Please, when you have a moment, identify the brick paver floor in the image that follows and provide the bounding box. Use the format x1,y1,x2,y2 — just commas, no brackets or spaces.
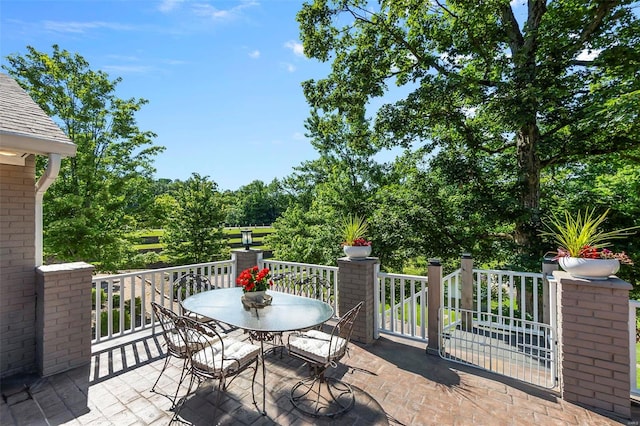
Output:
1,328,638,425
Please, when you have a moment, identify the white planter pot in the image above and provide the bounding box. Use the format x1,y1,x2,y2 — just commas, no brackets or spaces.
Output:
343,245,372,259
558,257,620,280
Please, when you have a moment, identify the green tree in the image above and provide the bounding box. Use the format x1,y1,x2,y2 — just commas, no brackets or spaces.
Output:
3,45,164,271
164,173,228,264
225,179,290,226
297,1,640,267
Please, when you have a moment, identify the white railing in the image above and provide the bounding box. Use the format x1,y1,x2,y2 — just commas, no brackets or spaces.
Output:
442,269,462,332
259,259,339,316
91,260,235,343
471,269,546,333
375,267,429,341
630,300,640,397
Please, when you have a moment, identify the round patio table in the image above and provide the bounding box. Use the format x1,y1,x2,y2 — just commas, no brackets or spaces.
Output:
181,287,334,415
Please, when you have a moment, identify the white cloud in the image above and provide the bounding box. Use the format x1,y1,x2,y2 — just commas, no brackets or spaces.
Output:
42,20,132,34
292,132,305,141
284,63,296,72
576,48,601,61
284,40,305,57
192,1,259,20
248,50,260,59
158,0,185,13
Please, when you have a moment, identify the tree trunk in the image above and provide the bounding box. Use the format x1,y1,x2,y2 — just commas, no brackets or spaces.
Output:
513,123,541,250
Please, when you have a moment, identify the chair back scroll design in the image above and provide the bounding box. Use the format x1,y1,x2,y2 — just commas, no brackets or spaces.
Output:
150,302,190,407
173,316,260,419
172,273,214,305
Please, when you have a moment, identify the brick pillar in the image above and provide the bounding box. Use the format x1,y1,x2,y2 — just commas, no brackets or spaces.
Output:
337,256,379,344
232,249,263,283
427,258,442,355
554,270,631,419
36,262,94,377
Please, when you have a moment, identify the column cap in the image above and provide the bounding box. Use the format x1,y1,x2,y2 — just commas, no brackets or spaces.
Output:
552,270,632,290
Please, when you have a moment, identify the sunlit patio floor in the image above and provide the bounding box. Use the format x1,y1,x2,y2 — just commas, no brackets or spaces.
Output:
1,326,637,425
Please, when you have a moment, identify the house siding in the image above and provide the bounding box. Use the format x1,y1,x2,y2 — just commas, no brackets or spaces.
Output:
0,156,37,377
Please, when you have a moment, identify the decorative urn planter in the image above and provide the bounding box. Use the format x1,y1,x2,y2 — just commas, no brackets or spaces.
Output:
343,245,372,259
243,290,266,302
558,257,620,280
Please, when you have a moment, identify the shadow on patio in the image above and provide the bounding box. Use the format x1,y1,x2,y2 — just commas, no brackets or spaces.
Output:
1,329,634,425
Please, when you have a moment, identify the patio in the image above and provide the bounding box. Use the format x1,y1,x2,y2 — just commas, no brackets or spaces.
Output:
1,326,634,425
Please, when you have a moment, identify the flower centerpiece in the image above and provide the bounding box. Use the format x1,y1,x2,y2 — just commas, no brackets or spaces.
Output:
340,215,372,259
236,266,273,301
540,208,638,280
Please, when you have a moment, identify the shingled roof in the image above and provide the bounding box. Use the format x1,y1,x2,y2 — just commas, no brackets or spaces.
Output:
0,72,76,164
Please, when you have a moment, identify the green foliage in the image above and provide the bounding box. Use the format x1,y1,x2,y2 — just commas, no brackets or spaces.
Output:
163,173,228,264
340,215,368,245
266,203,342,266
100,310,131,334
296,0,640,274
91,288,106,309
225,179,291,226
2,45,164,272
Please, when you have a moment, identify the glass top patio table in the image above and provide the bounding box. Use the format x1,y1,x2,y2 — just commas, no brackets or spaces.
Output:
181,287,334,416
181,286,334,332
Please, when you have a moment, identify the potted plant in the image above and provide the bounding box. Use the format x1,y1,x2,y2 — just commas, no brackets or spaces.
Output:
540,208,637,280
236,266,273,301
340,215,372,259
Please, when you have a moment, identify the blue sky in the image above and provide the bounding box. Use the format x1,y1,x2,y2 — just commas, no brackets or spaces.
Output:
1,0,335,190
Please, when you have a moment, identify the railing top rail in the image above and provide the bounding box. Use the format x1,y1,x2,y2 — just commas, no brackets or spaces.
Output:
472,268,544,279
377,271,428,281
630,300,640,308
443,269,461,281
262,259,338,271
91,260,234,282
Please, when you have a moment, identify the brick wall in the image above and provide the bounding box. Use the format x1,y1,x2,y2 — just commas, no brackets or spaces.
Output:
36,262,94,376
554,271,631,419
337,257,378,344
0,157,37,378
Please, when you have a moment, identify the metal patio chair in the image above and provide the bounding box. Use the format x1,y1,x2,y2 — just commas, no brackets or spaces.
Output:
173,316,261,420
287,301,363,417
149,302,191,408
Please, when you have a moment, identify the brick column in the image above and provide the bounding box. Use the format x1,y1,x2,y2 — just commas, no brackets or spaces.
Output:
554,270,631,419
337,256,379,344
36,262,94,377
232,249,263,283
427,259,442,355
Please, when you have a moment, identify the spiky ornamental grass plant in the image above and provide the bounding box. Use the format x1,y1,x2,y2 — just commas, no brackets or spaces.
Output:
540,208,639,262
341,215,369,246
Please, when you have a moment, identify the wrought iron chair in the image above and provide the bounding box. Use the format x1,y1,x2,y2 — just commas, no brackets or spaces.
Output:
267,273,334,358
149,302,191,408
294,274,333,306
173,316,261,419
172,273,224,328
287,301,363,417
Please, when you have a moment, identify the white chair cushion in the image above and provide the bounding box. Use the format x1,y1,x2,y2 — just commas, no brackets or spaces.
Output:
191,338,260,375
166,328,223,354
288,329,347,364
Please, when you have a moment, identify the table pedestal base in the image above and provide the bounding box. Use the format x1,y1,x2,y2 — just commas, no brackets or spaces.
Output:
290,374,355,418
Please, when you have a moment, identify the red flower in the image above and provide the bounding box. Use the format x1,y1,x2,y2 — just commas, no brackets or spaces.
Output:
236,266,273,292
